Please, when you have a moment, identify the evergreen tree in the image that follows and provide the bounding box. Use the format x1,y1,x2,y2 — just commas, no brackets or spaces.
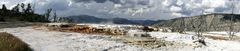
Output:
12,4,20,12
25,3,33,14
0,3,49,22
21,3,25,13
1,4,8,17
2,4,7,11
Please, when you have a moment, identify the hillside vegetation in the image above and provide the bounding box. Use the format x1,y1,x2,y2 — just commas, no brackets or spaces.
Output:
0,3,50,22
0,32,32,51
153,13,240,31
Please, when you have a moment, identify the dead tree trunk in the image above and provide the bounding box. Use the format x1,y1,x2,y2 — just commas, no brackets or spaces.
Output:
227,0,239,40
190,16,206,38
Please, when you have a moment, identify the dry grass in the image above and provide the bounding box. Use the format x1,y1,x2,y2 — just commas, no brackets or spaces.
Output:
204,35,229,40
0,22,32,29
0,32,32,51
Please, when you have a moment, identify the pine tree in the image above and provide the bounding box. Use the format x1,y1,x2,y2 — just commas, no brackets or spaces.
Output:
2,4,7,11
12,4,20,13
1,4,8,17
25,3,33,14
21,3,25,13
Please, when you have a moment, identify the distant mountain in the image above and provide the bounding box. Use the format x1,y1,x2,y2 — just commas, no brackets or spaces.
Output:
68,15,107,23
68,15,161,25
133,20,166,26
112,18,139,24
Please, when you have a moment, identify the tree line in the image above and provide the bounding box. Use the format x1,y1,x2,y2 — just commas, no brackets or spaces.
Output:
0,3,73,23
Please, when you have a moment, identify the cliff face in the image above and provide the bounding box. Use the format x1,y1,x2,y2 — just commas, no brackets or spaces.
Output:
153,13,240,31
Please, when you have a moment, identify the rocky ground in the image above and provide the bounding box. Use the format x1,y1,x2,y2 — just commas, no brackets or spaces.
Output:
0,25,240,51
0,27,170,51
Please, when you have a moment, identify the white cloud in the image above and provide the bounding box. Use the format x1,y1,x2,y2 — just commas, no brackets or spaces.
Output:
202,0,226,8
0,0,239,20
162,0,172,7
176,0,183,6
170,6,182,12
0,1,9,8
0,1,9,5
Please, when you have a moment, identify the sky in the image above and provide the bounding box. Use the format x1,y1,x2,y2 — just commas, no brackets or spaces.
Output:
0,0,239,20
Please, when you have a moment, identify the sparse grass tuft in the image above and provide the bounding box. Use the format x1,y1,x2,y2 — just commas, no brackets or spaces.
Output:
204,35,229,40
0,32,32,51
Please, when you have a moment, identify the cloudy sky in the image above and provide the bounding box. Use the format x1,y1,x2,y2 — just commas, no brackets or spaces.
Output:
0,0,239,20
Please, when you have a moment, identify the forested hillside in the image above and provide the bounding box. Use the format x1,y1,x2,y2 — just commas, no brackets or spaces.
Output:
153,13,240,31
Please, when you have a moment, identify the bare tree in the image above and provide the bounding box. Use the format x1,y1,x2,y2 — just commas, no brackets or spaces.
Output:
189,15,208,46
190,16,207,38
53,10,57,22
190,6,210,44
226,14,240,40
227,0,239,40
45,8,52,21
